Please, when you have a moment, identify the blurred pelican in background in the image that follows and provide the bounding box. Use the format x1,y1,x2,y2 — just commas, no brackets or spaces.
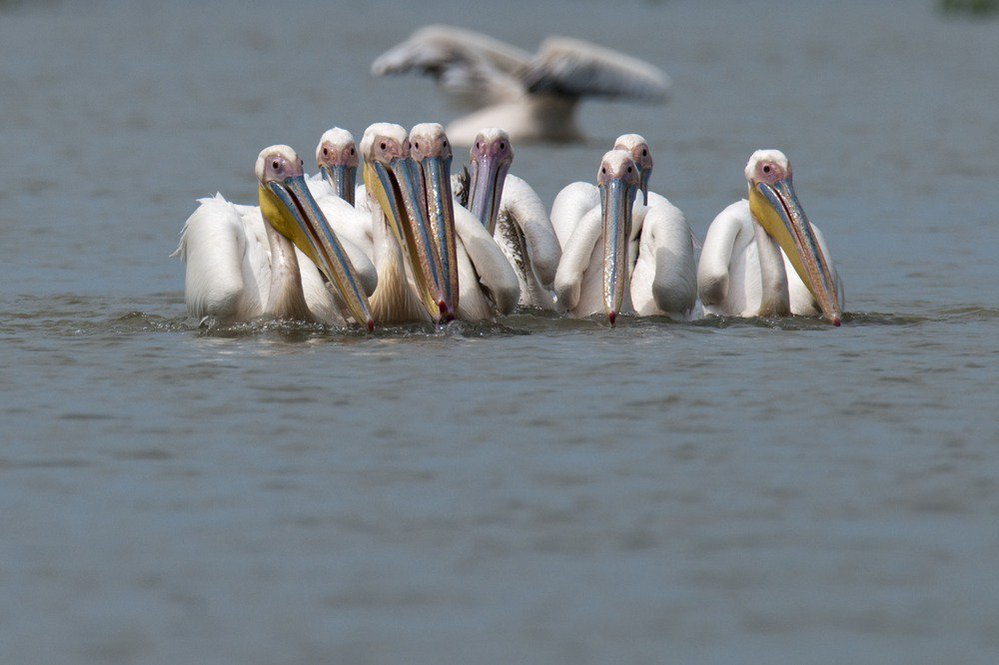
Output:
371,25,670,145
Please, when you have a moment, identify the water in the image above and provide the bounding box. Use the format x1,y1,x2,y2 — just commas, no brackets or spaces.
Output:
2,1,998,663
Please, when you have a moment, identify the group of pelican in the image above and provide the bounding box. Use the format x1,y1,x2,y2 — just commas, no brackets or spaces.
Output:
176,121,844,330
175,26,844,330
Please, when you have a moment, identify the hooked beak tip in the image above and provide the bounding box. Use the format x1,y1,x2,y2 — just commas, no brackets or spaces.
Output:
366,319,375,333
833,316,841,327
608,310,617,326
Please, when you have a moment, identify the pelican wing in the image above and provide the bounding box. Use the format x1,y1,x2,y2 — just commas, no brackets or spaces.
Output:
371,25,530,107
453,205,520,315
640,202,697,317
174,194,268,321
520,36,670,102
497,175,561,288
552,206,602,312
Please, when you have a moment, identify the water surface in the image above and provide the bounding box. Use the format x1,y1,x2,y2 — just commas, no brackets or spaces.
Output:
1,1,998,663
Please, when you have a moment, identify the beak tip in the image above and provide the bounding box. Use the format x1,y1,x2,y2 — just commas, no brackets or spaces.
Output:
832,316,841,327
366,319,375,333
608,310,617,326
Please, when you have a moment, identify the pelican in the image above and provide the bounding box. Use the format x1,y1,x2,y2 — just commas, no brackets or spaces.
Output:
697,150,844,326
452,128,560,309
174,145,375,329
371,25,670,145
552,149,697,324
313,127,357,205
358,123,455,323
307,128,374,261
551,133,661,249
408,123,520,321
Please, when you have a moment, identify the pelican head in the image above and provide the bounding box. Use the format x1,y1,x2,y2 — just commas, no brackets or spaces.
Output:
316,127,358,206
255,145,374,331
360,123,450,321
409,122,459,317
467,127,513,235
613,134,653,205
746,150,842,326
598,149,641,326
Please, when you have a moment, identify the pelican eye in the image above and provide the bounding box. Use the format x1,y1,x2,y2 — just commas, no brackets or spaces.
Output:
380,142,386,150
475,142,481,150
763,164,771,173
350,147,355,155
627,166,633,173
499,142,506,150
322,147,329,156
601,167,607,174
442,140,447,147
642,149,648,157
272,160,280,170
414,142,419,150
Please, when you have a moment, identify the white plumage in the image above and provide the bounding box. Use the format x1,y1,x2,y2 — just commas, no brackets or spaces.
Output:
174,145,376,326
552,148,697,322
697,150,844,324
372,25,671,144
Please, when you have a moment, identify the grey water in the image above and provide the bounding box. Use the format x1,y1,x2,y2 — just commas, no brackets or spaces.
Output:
1,0,998,663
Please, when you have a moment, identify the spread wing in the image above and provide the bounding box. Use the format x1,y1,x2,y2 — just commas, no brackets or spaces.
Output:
519,36,670,102
371,25,530,108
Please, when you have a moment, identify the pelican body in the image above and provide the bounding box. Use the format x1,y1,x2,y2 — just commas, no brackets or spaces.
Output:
697,150,843,325
175,145,375,330
408,123,520,321
372,26,670,145
458,129,560,309
552,138,697,324
359,123,455,324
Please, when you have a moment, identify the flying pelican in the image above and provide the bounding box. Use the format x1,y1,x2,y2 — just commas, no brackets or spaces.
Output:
175,145,375,330
552,149,696,324
371,25,670,145
452,128,560,309
358,123,455,323
408,123,520,321
697,150,843,326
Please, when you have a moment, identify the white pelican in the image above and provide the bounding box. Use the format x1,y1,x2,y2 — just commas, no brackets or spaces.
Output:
371,25,670,145
174,145,375,330
697,150,844,326
307,128,374,261
313,127,357,206
359,123,455,323
552,149,696,324
551,133,660,248
453,128,560,309
408,123,520,321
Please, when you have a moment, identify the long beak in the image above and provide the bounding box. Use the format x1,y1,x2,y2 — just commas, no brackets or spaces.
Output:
364,158,449,321
750,179,842,325
467,153,510,235
319,164,356,207
639,168,650,207
601,178,637,326
418,155,459,318
260,175,374,331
